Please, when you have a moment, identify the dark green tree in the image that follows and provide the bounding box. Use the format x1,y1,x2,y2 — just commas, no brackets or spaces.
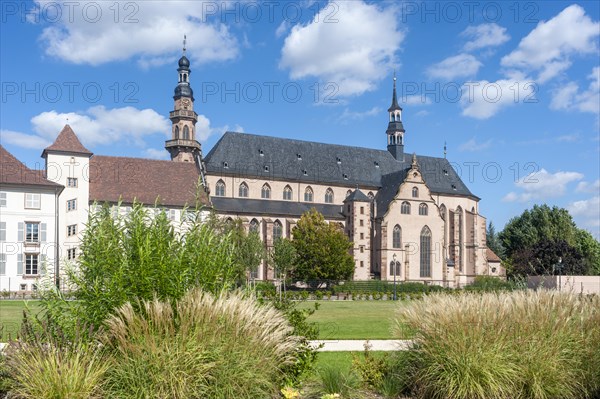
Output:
511,239,586,276
291,209,354,285
486,221,504,259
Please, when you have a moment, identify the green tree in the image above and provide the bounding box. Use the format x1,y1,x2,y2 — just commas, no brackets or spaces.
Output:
271,238,297,280
511,239,586,277
291,209,354,285
486,221,504,259
574,229,600,275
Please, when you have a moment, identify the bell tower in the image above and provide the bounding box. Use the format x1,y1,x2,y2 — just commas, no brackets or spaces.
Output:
165,35,201,163
386,72,405,161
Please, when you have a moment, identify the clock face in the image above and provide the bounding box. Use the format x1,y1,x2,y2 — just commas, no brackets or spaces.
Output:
182,99,190,107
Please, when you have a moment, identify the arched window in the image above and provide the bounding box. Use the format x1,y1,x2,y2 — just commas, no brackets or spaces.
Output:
401,201,411,214
273,220,283,241
174,125,180,139
215,180,225,197
183,125,190,140
392,225,402,248
249,219,259,233
420,226,432,277
390,259,401,276
412,187,419,198
346,190,352,198
439,204,446,220
325,188,334,204
261,184,271,199
283,185,293,200
457,206,464,272
238,182,249,198
304,186,313,202
419,203,428,216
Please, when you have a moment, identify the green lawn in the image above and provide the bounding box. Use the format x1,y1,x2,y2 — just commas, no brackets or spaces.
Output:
299,300,402,339
0,300,42,340
315,351,387,373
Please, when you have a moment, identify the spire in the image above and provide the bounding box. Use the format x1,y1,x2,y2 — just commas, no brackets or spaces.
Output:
182,34,187,56
444,141,447,159
388,70,402,112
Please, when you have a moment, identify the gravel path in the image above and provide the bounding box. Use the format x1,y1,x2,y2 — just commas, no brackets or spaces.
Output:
309,339,413,351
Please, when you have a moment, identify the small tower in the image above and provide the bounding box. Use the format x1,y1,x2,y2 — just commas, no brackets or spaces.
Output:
165,36,201,163
344,188,372,280
386,73,405,161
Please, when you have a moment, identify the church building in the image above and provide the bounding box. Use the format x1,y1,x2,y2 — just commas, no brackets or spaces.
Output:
0,45,503,292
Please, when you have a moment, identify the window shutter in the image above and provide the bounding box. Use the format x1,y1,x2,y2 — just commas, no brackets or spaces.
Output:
41,223,47,242
0,221,5,241
40,255,47,275
18,222,24,241
17,254,23,275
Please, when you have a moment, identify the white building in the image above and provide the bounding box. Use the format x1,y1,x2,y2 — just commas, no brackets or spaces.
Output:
0,145,63,293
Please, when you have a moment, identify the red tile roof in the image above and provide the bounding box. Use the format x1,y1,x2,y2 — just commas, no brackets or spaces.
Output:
0,145,62,188
89,155,209,208
42,125,92,156
486,248,502,262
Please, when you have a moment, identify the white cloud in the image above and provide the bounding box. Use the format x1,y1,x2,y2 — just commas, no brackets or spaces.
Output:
339,106,381,121
415,110,429,117
0,130,51,149
280,1,404,97
503,168,584,202
402,95,431,106
462,23,510,52
576,179,600,194
144,148,169,160
460,74,536,119
34,0,239,66
568,196,600,234
275,21,290,38
550,67,600,114
29,106,170,147
459,137,492,152
501,4,599,83
427,54,482,80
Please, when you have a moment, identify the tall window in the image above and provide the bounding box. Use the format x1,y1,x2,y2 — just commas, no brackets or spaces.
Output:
249,219,259,233
261,184,271,199
412,187,419,198
283,185,293,200
67,177,78,188
457,206,464,272
0,253,6,275
25,223,39,243
325,188,334,203
67,224,77,237
304,187,313,202
390,259,401,276
67,199,77,211
273,220,283,241
67,248,77,260
183,125,190,140
439,204,446,220
401,201,411,214
25,254,39,275
392,225,402,248
25,193,40,209
0,192,6,207
174,125,180,139
238,182,249,198
420,226,432,278
215,180,225,197
0,222,5,241
419,203,428,216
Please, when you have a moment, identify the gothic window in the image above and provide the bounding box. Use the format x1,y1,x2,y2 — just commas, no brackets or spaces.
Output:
393,225,402,248
273,220,283,241
412,187,419,198
249,219,259,233
283,185,293,200
238,182,249,198
304,187,313,202
215,180,225,197
457,206,464,272
261,184,271,199
325,188,334,204
183,125,190,140
419,203,428,216
401,201,411,214
174,125,180,139
420,226,432,278
440,204,446,220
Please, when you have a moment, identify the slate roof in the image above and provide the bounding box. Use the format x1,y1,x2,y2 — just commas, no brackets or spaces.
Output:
42,125,92,157
89,155,209,208
205,132,478,218
211,197,344,220
486,248,502,263
345,189,371,203
0,145,62,189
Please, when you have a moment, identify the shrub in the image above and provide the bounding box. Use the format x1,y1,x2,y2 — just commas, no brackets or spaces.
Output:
5,340,107,399
395,290,600,399
303,366,362,399
464,276,517,292
102,289,301,399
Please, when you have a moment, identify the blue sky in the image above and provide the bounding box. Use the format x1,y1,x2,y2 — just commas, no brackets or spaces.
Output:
1,1,599,237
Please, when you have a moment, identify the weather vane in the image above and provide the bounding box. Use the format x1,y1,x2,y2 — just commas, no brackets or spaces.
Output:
183,34,187,55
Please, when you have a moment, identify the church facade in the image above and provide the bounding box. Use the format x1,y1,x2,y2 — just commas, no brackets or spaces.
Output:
0,48,503,292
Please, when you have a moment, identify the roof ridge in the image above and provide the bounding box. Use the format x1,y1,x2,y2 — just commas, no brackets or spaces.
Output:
43,124,92,156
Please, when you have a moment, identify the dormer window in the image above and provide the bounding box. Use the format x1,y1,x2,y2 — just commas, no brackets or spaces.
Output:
264,165,269,172
451,184,457,190
223,162,229,169
374,161,379,168
303,169,308,176
343,174,348,180
259,149,264,156
336,157,341,164
443,169,448,176
297,154,302,160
